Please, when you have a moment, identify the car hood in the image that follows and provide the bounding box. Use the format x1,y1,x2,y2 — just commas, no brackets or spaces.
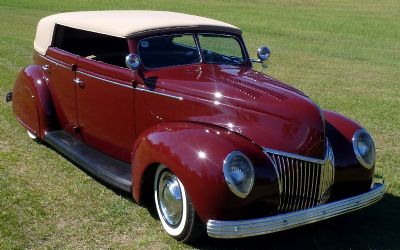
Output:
144,64,325,158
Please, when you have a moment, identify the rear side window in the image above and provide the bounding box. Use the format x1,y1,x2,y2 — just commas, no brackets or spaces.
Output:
138,34,201,69
52,25,129,68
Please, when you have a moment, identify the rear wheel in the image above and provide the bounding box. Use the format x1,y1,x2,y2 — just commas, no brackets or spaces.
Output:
154,164,204,242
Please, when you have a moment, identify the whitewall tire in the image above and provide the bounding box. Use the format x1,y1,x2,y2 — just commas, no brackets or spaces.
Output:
154,164,204,242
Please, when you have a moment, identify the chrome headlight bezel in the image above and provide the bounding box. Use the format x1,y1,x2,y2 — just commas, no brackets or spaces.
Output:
223,151,255,198
352,128,376,169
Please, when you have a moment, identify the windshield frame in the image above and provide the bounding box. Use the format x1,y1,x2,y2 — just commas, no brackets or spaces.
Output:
136,31,249,70
197,32,248,66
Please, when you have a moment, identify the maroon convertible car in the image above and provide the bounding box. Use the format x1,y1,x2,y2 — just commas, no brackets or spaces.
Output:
7,11,384,242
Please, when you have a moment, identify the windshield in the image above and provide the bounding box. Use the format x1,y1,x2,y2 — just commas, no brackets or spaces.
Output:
138,33,245,69
198,34,245,64
138,34,201,69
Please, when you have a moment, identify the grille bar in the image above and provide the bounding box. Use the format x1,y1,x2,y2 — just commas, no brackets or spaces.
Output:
265,141,335,213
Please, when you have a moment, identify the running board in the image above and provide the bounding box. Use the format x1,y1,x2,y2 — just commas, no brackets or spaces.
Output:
45,130,132,192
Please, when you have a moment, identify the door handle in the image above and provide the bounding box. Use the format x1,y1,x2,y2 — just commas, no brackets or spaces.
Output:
73,78,85,87
42,64,50,72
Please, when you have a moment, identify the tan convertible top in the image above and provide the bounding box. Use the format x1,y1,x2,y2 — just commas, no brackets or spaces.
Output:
34,10,241,55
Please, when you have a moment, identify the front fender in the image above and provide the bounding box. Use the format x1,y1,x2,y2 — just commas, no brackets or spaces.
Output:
323,110,374,197
12,65,57,139
131,122,279,222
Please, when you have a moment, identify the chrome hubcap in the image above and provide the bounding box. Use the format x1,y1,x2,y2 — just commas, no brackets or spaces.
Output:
158,171,183,227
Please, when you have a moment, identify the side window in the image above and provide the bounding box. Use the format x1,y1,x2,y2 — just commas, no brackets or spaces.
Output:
52,25,129,68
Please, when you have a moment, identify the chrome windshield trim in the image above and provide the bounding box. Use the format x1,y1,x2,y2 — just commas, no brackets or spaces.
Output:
197,33,248,64
137,32,248,70
137,33,202,70
263,147,326,165
207,183,385,239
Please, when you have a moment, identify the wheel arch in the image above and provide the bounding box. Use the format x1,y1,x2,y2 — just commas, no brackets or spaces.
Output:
12,65,58,139
138,162,160,207
130,121,278,222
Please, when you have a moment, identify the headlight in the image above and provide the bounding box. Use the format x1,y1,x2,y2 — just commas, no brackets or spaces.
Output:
223,151,254,198
352,129,376,169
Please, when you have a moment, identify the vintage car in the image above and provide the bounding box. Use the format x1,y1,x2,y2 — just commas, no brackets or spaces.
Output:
7,11,385,242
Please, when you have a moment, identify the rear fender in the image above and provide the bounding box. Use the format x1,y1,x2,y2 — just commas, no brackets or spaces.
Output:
131,122,279,222
12,65,57,139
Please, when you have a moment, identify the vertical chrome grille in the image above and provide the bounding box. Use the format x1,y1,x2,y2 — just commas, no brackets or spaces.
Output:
265,141,335,213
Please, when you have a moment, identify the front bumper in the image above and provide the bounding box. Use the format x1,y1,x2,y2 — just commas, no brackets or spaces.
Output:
207,182,385,239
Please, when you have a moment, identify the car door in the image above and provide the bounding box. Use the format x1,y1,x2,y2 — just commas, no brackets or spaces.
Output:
75,56,135,162
45,47,79,136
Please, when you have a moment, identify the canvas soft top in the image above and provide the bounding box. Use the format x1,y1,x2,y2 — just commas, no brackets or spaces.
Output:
33,10,241,55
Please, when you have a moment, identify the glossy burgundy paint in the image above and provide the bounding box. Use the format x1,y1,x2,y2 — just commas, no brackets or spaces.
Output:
11,35,375,223
132,122,279,221
12,64,56,139
75,57,135,161
12,67,41,136
136,64,325,159
42,48,79,136
323,110,374,182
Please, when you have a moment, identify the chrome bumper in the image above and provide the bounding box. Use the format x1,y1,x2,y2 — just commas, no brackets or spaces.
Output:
207,183,385,239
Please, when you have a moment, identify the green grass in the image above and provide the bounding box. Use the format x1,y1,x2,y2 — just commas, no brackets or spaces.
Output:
0,0,399,248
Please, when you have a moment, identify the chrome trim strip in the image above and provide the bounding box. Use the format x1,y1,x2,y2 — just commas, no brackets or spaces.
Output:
135,87,184,101
38,54,71,70
265,141,335,213
265,153,282,195
39,54,183,101
207,183,385,239
77,71,183,100
310,162,317,207
263,147,326,165
76,70,132,89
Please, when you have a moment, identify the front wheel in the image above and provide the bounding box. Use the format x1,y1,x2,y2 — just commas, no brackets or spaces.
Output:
154,164,204,242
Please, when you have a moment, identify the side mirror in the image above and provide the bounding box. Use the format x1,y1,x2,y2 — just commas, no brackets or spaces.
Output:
125,53,141,70
251,46,271,72
257,46,270,62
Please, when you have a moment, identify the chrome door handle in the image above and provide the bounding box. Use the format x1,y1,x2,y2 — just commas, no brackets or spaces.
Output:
42,64,50,71
73,78,85,87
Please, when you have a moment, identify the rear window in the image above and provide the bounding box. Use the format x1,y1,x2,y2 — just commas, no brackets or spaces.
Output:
138,34,201,69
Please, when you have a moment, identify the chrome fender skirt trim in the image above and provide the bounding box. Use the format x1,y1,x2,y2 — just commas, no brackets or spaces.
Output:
207,183,385,238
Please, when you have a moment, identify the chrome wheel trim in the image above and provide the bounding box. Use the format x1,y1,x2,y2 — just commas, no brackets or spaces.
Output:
154,165,188,236
27,130,37,140
158,171,183,227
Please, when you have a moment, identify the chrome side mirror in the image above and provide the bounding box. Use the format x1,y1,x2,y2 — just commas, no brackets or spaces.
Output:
257,46,270,62
125,53,141,70
251,46,271,72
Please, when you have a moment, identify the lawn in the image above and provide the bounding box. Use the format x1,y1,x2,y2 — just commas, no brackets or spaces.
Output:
0,0,399,249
